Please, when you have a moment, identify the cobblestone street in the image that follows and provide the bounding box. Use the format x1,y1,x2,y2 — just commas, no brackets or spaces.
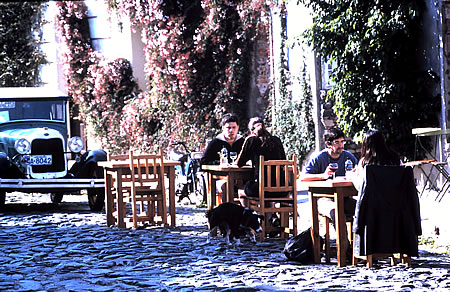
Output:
0,192,449,291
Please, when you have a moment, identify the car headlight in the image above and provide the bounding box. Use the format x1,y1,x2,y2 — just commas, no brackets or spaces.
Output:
15,138,31,154
68,136,84,153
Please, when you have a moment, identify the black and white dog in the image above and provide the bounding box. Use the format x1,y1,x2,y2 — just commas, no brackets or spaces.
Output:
206,202,264,245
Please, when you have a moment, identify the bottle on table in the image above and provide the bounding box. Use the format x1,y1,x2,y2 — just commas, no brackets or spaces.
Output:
220,147,228,166
345,158,353,178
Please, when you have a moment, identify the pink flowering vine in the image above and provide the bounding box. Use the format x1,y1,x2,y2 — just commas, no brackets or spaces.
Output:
55,0,275,153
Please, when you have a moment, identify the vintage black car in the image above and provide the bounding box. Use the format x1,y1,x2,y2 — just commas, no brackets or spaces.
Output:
0,88,106,211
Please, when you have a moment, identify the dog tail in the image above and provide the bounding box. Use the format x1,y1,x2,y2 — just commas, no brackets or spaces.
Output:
205,209,211,219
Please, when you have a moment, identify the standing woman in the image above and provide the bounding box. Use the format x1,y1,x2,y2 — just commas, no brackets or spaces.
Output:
236,117,286,207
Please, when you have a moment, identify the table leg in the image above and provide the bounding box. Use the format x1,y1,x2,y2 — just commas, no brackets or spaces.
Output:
116,169,126,228
437,182,450,202
104,170,114,226
226,173,235,203
418,163,437,197
168,166,176,227
207,172,216,210
335,188,347,267
309,190,321,264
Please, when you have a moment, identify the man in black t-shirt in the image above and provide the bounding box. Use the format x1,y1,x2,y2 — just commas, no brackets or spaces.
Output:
201,113,244,166
201,113,245,202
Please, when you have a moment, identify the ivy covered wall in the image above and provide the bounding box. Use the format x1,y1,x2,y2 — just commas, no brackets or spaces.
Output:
51,0,319,163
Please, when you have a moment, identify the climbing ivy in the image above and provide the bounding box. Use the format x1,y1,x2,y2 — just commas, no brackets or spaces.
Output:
301,0,440,159
0,2,46,86
55,2,140,154
107,0,275,150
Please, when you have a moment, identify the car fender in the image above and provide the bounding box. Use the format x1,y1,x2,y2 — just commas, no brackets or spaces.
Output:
69,149,107,178
0,152,25,179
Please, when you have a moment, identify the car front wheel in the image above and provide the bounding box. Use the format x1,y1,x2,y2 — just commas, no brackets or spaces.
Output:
88,189,105,212
0,191,5,209
50,192,64,204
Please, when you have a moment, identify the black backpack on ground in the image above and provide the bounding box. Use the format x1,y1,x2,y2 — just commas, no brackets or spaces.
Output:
283,227,322,264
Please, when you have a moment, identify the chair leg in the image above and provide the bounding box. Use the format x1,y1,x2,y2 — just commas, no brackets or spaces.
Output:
148,201,156,224
346,221,353,244
132,197,138,229
259,220,266,242
352,234,358,265
390,255,396,266
366,255,373,268
403,255,411,267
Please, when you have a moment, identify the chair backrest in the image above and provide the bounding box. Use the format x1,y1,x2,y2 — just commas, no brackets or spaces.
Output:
353,165,421,256
258,155,297,199
106,152,132,186
128,149,166,191
107,153,129,161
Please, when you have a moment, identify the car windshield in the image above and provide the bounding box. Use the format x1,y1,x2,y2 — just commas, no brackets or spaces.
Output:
0,99,65,123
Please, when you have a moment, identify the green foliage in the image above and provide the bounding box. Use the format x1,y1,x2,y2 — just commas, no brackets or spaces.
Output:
301,0,440,159
270,64,316,166
0,2,47,86
269,5,315,166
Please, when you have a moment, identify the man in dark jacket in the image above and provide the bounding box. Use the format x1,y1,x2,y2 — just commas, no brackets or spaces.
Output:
201,114,244,165
201,113,245,203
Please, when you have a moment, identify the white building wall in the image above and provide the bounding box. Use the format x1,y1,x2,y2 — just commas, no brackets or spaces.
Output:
285,2,314,102
40,1,146,91
85,0,146,90
40,2,65,92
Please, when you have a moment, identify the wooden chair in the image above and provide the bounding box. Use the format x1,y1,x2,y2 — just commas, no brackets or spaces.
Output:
107,150,168,228
106,152,131,228
126,149,168,228
352,165,421,268
247,155,298,241
353,252,411,268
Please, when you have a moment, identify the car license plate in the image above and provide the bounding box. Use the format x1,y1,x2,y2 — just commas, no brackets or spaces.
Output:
29,155,52,165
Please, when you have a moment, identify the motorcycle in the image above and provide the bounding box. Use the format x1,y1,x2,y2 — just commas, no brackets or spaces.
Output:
169,141,206,205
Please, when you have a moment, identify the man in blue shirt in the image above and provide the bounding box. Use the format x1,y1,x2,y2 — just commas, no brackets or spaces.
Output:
302,127,358,257
302,127,358,180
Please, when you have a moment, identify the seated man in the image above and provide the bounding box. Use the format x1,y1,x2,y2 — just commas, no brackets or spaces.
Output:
201,113,244,202
302,127,358,253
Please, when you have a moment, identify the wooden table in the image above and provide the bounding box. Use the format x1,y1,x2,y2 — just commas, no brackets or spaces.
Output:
305,178,357,267
98,160,180,227
201,164,253,209
412,127,450,161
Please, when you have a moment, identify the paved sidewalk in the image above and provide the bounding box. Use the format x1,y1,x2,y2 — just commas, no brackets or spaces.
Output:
0,192,449,291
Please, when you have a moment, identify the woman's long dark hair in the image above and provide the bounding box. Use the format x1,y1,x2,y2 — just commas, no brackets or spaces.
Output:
248,117,275,150
360,129,400,167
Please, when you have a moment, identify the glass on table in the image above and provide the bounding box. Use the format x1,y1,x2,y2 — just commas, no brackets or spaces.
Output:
329,162,338,180
229,152,238,166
